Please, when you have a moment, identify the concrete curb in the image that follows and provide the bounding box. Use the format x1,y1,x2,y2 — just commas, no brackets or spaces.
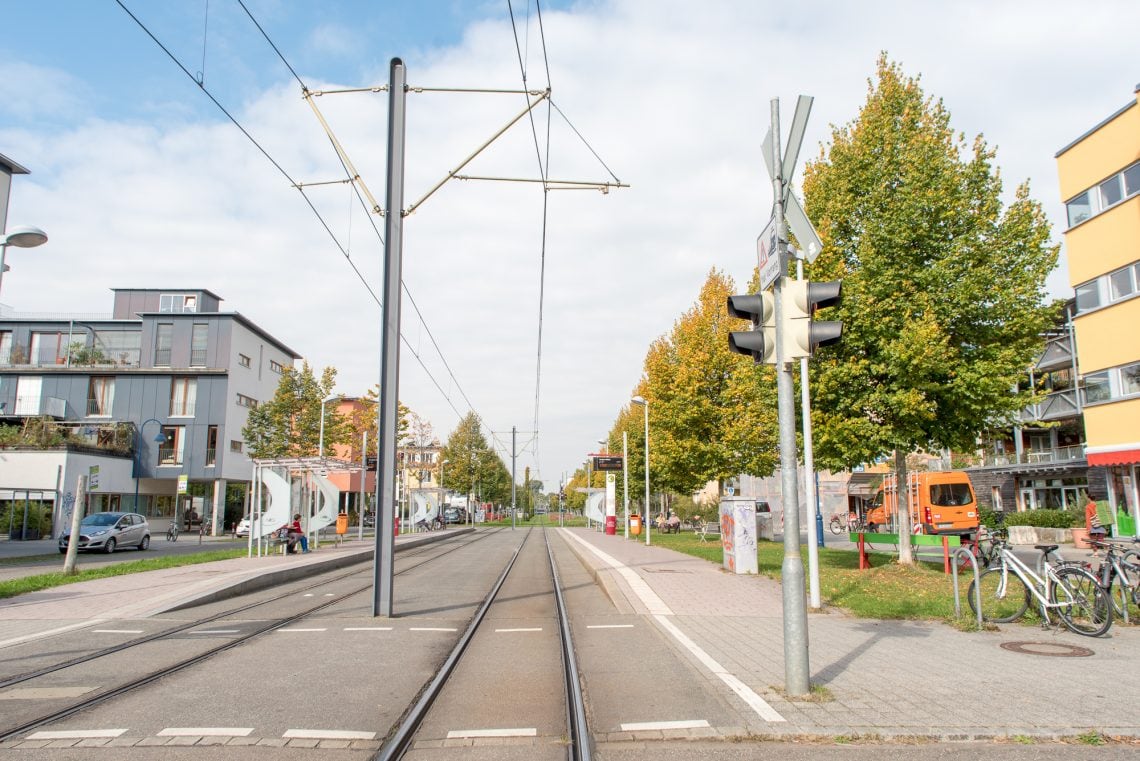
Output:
557,529,635,614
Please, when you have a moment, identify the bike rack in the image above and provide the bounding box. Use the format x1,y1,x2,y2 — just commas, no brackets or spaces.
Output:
950,546,982,628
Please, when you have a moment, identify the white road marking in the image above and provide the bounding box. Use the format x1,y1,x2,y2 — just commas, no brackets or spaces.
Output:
27,729,127,739
587,624,635,629
621,720,710,731
283,729,376,740
91,629,143,634
0,620,108,650
410,627,457,632
277,628,327,632
446,728,537,738
303,593,314,597
344,627,393,631
324,593,335,596
190,630,239,635
559,528,786,724
495,627,542,632
159,728,253,737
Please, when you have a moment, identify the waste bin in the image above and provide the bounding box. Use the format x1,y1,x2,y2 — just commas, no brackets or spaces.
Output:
336,513,349,535
630,514,642,536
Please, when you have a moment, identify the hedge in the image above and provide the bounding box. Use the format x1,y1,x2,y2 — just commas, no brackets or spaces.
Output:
1001,508,1082,529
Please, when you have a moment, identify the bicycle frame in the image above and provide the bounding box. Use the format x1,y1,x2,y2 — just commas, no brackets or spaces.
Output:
993,547,1067,623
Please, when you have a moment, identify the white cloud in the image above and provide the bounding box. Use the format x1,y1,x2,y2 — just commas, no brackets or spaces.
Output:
3,0,1136,490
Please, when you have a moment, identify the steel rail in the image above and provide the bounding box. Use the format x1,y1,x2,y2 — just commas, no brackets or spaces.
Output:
546,529,592,761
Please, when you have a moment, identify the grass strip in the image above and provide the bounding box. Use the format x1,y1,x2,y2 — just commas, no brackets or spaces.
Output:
0,549,248,600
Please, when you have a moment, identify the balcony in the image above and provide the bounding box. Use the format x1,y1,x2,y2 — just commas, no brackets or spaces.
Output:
1034,332,1075,372
86,398,113,417
0,419,133,455
1019,388,1080,423
157,446,182,465
12,395,66,418
978,444,1085,468
205,448,216,467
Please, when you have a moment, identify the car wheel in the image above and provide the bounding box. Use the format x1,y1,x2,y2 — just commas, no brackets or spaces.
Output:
138,535,150,551
104,538,116,554
59,547,68,554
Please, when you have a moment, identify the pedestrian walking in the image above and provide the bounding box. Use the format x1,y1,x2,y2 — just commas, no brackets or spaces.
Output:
1085,494,1106,556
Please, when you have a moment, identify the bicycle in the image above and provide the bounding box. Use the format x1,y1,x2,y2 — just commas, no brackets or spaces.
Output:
967,532,1112,637
166,522,179,542
1089,538,1140,620
830,514,878,535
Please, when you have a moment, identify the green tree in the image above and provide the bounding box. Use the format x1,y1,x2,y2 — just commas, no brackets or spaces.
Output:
639,269,779,497
439,413,511,507
243,362,349,458
802,56,1058,562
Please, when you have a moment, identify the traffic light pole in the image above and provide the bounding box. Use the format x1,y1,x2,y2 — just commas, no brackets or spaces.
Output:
797,255,822,610
770,98,810,697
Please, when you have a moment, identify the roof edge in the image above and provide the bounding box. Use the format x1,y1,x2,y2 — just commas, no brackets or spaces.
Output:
1055,99,1137,158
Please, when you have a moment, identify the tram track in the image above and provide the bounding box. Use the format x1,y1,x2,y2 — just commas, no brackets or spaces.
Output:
374,527,591,761
0,528,503,742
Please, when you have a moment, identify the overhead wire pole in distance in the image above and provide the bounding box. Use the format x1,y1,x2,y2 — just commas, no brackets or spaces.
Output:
373,58,407,619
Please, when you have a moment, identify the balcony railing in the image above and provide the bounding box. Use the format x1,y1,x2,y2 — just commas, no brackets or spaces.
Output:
977,444,1085,468
86,398,112,416
1019,388,1080,423
157,446,181,465
12,395,66,418
205,448,217,467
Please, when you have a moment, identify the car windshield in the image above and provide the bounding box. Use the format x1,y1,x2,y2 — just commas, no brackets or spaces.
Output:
929,483,973,507
81,513,120,527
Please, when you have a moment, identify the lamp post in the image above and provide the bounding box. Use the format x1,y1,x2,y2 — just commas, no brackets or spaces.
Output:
631,396,650,546
0,225,47,298
133,418,166,513
439,458,448,525
317,393,340,458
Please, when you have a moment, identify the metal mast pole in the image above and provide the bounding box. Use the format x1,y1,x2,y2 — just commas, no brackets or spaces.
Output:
622,431,629,539
359,430,367,542
510,426,517,530
797,255,822,610
771,97,809,695
373,57,406,618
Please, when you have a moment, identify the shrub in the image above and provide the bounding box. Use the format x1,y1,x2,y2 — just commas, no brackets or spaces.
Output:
1001,508,1082,529
978,507,1005,529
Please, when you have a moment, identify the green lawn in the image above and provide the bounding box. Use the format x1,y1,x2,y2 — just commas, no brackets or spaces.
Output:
0,549,249,600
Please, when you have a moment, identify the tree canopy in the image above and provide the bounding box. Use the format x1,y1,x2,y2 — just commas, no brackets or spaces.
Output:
243,362,350,459
439,413,512,506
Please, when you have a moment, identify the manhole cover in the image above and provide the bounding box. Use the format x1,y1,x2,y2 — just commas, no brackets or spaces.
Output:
999,641,1094,657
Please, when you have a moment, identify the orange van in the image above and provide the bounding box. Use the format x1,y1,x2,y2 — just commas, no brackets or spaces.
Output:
864,471,979,538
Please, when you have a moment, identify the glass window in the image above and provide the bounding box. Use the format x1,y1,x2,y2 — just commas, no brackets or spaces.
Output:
1099,174,1123,208
1124,163,1140,197
1066,191,1093,227
94,330,141,367
1122,362,1140,397
155,324,173,366
0,331,11,365
929,483,973,507
159,426,185,464
30,332,65,366
238,354,251,368
87,376,115,416
236,393,258,408
1083,371,1112,404
1075,281,1101,312
1109,266,1136,301
206,425,218,466
230,440,243,453
270,359,284,373
170,377,197,416
190,324,208,367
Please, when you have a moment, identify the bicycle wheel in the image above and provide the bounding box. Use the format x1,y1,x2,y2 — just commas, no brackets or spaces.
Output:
967,567,1029,623
1051,567,1112,637
829,518,842,535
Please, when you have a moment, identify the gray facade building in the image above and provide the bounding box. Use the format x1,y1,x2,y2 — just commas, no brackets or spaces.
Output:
0,288,300,534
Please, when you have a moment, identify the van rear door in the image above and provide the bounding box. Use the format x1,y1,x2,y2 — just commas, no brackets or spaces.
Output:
923,479,977,535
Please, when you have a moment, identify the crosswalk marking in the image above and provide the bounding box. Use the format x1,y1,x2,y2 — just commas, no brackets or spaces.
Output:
27,729,127,740
283,729,376,740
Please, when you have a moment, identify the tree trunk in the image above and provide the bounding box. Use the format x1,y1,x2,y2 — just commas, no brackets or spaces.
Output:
895,449,914,564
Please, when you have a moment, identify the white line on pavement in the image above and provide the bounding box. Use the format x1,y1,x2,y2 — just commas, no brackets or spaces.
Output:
409,627,457,632
276,628,327,632
0,620,109,651
91,629,143,634
446,728,537,738
159,728,253,737
344,627,393,631
283,729,376,740
27,729,127,740
560,530,673,615
495,627,543,632
621,720,710,731
587,624,635,629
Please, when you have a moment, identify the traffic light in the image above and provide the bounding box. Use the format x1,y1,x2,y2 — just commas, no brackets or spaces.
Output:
727,291,777,364
782,278,842,358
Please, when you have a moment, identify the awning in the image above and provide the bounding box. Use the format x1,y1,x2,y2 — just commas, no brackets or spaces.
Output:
846,471,885,497
1087,448,1140,467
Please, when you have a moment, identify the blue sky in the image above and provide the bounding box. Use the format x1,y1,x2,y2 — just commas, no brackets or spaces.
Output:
2,1,1138,489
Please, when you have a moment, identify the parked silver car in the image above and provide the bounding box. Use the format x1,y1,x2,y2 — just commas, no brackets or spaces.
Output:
59,512,151,554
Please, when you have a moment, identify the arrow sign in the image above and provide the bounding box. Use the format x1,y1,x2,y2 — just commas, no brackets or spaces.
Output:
781,95,813,184
785,192,823,263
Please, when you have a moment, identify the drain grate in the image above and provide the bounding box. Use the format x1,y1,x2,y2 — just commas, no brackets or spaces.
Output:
999,641,1094,657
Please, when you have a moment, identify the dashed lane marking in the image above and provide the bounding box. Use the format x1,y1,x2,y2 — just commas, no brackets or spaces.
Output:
276,628,328,632
446,728,537,738
159,728,253,737
283,729,376,740
27,729,127,740
344,627,393,631
495,627,543,632
621,720,710,731
190,629,240,635
409,627,457,632
587,624,634,629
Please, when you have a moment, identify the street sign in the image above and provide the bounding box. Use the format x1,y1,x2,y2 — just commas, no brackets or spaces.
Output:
785,192,823,262
781,95,814,184
756,216,780,291
593,456,624,471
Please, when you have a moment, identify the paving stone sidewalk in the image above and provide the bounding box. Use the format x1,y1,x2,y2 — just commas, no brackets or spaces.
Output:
560,527,1140,741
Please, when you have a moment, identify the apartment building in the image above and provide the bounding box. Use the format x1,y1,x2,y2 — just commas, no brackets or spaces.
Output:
1055,84,1140,536
0,288,300,535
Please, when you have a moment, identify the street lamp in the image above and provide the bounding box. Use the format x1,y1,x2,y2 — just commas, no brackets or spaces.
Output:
439,458,448,524
631,396,650,546
317,393,340,458
133,418,167,513
0,225,47,298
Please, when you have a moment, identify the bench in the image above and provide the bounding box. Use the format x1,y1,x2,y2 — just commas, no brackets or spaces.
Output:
850,532,961,572
697,522,722,543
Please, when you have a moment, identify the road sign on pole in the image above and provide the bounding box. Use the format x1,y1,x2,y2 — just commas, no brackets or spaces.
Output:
785,192,823,262
756,216,779,291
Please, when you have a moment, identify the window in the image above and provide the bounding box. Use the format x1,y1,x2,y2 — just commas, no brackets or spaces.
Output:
190,324,208,367
87,377,115,416
0,331,11,365
30,332,65,366
1075,280,1101,312
1122,362,1140,397
1083,371,1112,404
269,359,284,374
1125,163,1140,197
206,425,218,466
158,426,185,465
155,324,173,366
230,440,243,453
1099,174,1123,208
238,353,251,368
94,330,141,366
1066,191,1093,227
169,377,197,416
236,393,258,408
159,294,198,313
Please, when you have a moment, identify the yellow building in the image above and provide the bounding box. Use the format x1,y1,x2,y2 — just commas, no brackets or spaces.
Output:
1055,84,1140,534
